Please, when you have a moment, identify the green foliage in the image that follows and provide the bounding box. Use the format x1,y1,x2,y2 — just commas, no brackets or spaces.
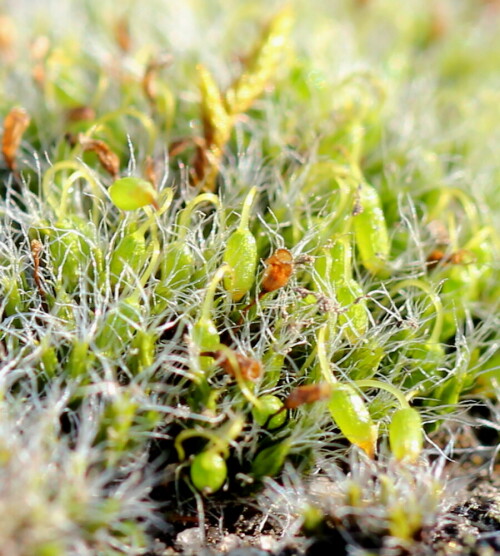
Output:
0,0,499,553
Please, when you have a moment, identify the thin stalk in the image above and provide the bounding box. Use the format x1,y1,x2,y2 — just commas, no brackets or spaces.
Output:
175,429,229,461
177,193,222,241
354,379,410,409
317,323,338,384
238,186,258,231
43,161,102,223
201,264,231,322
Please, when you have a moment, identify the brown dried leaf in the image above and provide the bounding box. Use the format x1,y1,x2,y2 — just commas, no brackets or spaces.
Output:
206,350,262,381
78,135,120,177
142,53,173,105
2,106,30,171
67,106,96,123
284,383,332,409
0,15,16,52
114,16,131,53
262,248,294,293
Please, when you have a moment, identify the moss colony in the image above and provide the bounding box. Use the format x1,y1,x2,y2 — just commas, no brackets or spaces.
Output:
0,1,499,555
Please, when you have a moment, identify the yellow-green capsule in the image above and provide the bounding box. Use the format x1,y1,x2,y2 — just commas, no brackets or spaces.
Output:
109,177,159,211
389,408,423,462
328,383,377,457
223,229,257,302
223,187,258,302
191,316,220,354
352,183,390,276
190,451,227,494
191,265,230,370
198,64,232,153
129,330,156,374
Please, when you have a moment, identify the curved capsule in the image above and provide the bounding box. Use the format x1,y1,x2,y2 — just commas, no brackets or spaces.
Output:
352,183,390,276
389,408,423,462
328,383,377,457
109,177,159,211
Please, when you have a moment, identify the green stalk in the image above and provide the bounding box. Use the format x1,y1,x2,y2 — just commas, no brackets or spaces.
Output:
177,193,222,241
354,379,410,409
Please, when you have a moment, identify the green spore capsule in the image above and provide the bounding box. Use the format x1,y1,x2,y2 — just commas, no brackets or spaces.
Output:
261,349,286,389
190,451,227,494
252,395,286,429
352,183,390,276
129,330,156,374
109,177,159,211
223,187,258,302
328,383,377,458
389,408,423,462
